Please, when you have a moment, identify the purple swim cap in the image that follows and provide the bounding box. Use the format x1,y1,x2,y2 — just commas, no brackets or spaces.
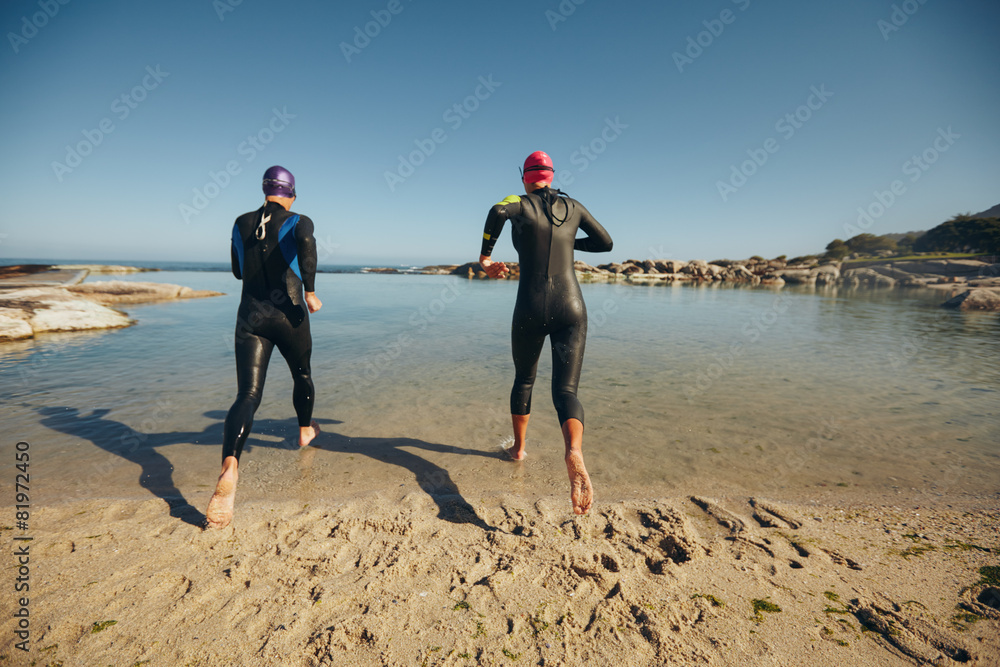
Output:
262,165,296,198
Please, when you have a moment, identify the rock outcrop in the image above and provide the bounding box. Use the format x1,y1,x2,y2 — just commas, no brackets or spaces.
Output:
0,281,223,342
941,288,1000,311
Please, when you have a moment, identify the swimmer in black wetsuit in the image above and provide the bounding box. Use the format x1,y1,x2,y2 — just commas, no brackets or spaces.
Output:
479,151,613,515
205,165,323,529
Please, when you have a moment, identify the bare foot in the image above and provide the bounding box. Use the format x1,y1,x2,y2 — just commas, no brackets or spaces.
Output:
205,467,237,529
565,451,593,515
503,441,526,461
299,420,320,448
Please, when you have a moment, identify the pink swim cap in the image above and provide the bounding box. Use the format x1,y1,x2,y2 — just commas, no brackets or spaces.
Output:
521,151,554,184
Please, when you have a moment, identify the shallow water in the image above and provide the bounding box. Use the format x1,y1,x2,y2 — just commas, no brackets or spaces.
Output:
2,272,997,515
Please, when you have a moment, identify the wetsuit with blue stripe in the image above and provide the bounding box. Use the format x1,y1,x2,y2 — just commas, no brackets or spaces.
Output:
481,187,613,425
224,200,318,461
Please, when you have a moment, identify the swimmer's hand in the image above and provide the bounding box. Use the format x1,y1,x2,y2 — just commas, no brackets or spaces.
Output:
305,291,323,313
480,254,509,279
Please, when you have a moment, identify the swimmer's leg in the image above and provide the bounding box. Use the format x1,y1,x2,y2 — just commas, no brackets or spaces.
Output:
562,418,592,515
210,331,272,528
550,321,586,426
222,331,273,461
507,414,530,460
551,322,590,513
275,318,319,447
509,323,545,460
205,455,238,529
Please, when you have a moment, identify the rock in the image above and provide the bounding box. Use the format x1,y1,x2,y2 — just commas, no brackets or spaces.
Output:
969,276,1000,288
941,288,1000,311
626,273,675,284
681,260,710,278
418,265,459,275
842,268,896,288
66,281,222,305
0,287,134,340
621,264,644,275
600,263,625,275
759,275,785,286
52,264,152,274
722,265,758,283
0,308,33,340
573,260,604,273
640,260,659,274
661,260,688,273
814,264,840,286
0,281,223,342
778,269,817,285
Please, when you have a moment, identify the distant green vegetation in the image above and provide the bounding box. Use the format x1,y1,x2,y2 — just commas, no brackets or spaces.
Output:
821,214,1000,262
914,216,1000,254
841,253,981,265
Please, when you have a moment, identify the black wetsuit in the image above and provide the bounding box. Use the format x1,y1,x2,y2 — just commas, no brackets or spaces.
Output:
224,200,318,461
481,187,613,425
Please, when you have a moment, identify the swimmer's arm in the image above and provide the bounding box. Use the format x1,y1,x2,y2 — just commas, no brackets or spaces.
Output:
295,215,318,293
230,223,243,280
231,245,241,280
480,195,522,257
480,196,521,279
574,204,613,253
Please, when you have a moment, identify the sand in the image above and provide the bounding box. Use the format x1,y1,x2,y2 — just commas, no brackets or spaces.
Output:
1,487,997,666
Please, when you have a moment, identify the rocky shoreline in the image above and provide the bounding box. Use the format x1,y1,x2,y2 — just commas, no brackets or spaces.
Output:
0,265,222,342
401,257,1000,311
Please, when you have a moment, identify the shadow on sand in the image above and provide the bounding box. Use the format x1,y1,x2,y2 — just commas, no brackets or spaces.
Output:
36,406,500,531
308,431,500,531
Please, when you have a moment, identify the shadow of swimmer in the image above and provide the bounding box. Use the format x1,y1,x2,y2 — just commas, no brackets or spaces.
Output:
35,403,213,526
310,430,498,531
682,294,791,403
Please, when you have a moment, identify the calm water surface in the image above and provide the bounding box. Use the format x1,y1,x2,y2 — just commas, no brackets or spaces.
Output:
2,272,997,512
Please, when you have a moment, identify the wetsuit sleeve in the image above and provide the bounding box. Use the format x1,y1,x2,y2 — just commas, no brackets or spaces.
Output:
573,203,613,253
481,195,522,256
230,222,243,280
295,215,318,292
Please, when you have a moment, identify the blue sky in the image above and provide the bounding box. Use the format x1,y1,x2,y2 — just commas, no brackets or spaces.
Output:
1,0,997,266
